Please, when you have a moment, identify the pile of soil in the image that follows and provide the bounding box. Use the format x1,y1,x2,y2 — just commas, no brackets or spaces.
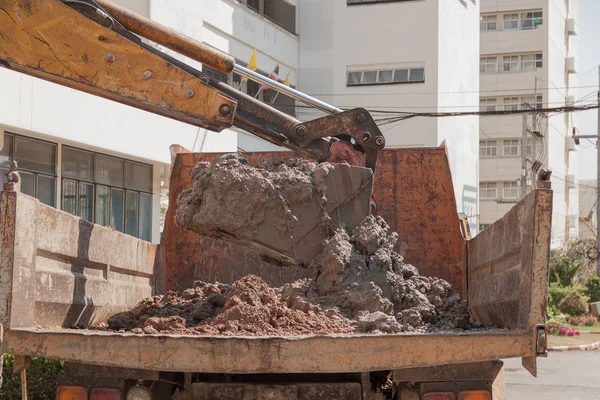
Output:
103,215,475,336
100,155,479,336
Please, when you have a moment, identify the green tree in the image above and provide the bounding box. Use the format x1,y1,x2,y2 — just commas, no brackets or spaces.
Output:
0,355,63,400
585,275,600,303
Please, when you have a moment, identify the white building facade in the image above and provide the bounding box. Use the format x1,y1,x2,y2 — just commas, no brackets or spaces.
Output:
478,0,579,246
298,0,481,231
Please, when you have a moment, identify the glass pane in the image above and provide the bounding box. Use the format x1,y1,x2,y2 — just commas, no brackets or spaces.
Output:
37,175,55,207
393,69,409,82
14,137,56,174
124,162,153,192
62,179,78,215
78,182,94,222
62,147,94,182
377,70,393,83
362,71,377,84
125,191,139,237
139,193,152,242
20,172,35,198
410,68,425,82
96,185,110,227
95,155,124,187
0,133,13,169
110,188,124,232
347,72,361,85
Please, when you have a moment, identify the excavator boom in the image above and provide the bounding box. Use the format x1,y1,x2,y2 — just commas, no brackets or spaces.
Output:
0,0,386,266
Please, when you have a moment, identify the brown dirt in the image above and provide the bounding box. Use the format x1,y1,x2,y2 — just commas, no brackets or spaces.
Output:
100,155,480,336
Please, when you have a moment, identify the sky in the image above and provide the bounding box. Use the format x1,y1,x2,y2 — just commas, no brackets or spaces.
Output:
575,0,600,180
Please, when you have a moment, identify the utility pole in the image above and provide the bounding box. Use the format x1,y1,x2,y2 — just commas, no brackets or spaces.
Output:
597,66,600,276
522,114,528,198
571,66,600,274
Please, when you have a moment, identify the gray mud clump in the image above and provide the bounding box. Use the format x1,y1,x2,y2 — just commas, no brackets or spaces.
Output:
175,154,322,243
102,155,477,335
280,215,472,333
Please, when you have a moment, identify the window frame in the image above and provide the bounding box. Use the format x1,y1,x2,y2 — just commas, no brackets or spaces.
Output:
479,182,498,200
502,181,520,199
0,132,58,207
502,97,520,111
480,15,498,32
479,56,498,74
479,140,498,158
502,55,520,73
60,146,153,239
521,11,543,30
346,67,425,86
503,13,520,30
503,139,520,156
480,98,498,112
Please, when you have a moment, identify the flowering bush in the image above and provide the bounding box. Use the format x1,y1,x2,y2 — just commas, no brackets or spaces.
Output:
559,327,568,335
568,314,598,327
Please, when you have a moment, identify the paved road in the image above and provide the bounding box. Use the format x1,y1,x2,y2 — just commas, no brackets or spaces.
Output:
504,351,600,399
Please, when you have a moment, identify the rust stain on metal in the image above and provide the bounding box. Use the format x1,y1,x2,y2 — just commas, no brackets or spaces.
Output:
0,0,236,131
159,147,466,296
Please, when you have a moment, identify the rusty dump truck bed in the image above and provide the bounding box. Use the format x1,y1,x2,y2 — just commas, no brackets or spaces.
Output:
0,148,551,376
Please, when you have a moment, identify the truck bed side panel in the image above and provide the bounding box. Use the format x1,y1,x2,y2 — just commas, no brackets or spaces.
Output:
0,191,156,330
467,189,552,330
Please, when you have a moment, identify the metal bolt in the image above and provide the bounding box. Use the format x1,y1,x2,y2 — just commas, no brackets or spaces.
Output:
98,35,106,41
186,89,195,98
200,76,210,85
143,70,153,79
219,104,232,116
105,53,115,63
361,132,372,142
296,126,307,137
357,113,366,123
375,136,385,147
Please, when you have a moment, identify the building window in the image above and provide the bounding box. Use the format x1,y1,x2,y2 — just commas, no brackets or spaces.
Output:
0,132,57,207
480,98,497,112
503,139,520,156
480,140,498,157
503,97,520,111
61,147,153,241
502,55,520,73
241,0,296,34
503,13,519,30
521,53,543,72
521,95,543,110
346,67,425,86
480,182,497,200
502,181,520,199
480,57,498,74
521,11,543,30
480,15,497,31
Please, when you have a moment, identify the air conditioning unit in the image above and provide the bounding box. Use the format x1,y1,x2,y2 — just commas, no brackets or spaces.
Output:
567,57,577,73
566,174,576,189
566,95,575,106
567,214,577,229
567,18,578,35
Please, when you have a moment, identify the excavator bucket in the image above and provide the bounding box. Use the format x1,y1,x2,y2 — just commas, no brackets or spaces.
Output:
175,153,374,267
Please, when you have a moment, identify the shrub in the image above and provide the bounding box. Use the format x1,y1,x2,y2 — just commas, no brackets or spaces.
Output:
568,314,599,327
558,289,590,316
549,258,580,287
584,275,600,303
548,282,573,310
0,355,63,400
